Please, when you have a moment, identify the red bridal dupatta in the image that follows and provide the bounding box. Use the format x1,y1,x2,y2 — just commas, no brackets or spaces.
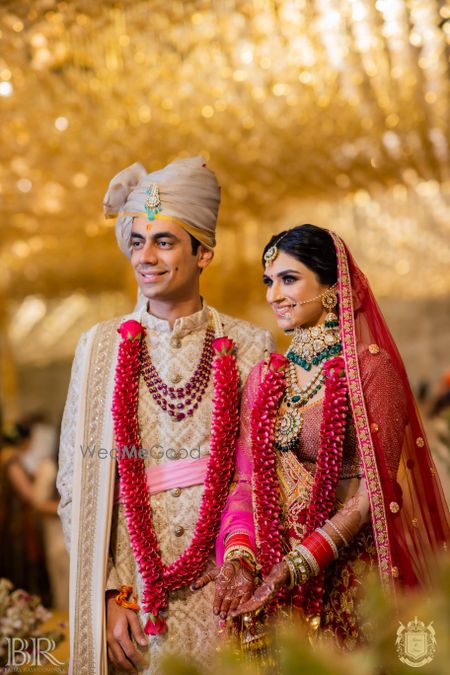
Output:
334,234,448,594
217,232,449,600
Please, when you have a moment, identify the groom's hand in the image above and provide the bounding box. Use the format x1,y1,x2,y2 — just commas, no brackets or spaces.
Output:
106,596,148,672
192,560,256,619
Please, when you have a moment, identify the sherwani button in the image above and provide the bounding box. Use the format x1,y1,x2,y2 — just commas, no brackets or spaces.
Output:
174,525,184,536
171,488,181,497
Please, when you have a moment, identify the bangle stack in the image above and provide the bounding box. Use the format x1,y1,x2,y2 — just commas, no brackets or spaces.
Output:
284,525,342,590
224,532,258,572
284,549,313,589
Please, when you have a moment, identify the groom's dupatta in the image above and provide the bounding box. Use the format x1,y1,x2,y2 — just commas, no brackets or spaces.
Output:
66,317,123,674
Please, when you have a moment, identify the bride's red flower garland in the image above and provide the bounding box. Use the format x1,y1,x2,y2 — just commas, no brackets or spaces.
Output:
112,320,239,635
294,356,348,618
251,353,348,618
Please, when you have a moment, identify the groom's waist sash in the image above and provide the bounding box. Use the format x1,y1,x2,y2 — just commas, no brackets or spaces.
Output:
114,454,209,502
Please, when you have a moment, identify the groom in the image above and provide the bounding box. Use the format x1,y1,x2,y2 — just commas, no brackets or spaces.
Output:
57,157,272,674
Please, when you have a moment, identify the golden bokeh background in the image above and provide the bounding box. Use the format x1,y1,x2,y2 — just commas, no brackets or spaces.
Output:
1,0,450,421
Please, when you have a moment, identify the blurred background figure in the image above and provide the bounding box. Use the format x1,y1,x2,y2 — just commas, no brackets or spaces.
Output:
0,413,68,610
426,369,450,504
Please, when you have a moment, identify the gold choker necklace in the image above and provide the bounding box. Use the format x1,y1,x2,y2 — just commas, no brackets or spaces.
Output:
286,323,341,371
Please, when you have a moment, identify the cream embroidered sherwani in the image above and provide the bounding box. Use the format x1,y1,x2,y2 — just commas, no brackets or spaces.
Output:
57,305,272,674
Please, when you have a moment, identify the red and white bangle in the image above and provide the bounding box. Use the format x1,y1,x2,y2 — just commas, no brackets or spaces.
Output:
293,527,339,578
316,527,339,559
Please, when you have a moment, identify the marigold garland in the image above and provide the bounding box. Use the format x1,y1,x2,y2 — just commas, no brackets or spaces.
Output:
112,320,240,634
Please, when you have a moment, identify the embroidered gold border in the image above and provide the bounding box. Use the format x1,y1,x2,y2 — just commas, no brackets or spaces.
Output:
73,318,119,673
332,234,395,597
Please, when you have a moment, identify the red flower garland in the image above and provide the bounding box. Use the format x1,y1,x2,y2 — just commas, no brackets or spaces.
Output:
295,356,348,617
112,320,240,634
251,353,348,619
251,354,288,577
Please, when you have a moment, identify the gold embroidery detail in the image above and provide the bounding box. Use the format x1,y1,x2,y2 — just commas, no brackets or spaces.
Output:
411,518,419,528
389,501,400,514
391,566,399,578
332,234,394,599
74,318,119,674
370,422,379,433
416,436,425,448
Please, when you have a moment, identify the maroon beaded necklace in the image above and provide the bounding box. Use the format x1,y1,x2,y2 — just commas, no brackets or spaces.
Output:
140,326,215,421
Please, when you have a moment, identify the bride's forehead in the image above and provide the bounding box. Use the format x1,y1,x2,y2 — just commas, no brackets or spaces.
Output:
264,252,309,275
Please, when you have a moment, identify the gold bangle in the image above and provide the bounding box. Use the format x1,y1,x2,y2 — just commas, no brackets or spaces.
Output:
224,546,258,573
284,553,298,589
325,519,349,547
285,550,312,586
224,545,256,562
289,550,313,584
294,545,320,576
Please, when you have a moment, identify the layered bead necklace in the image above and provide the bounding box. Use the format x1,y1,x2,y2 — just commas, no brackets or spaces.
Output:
141,326,214,421
274,362,325,452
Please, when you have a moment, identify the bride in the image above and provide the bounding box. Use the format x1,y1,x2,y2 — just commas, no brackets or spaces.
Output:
195,224,449,649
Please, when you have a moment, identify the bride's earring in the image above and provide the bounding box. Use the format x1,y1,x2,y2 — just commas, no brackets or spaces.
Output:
321,284,338,328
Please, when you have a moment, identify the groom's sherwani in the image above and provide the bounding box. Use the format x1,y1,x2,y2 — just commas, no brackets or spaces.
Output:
57,304,272,674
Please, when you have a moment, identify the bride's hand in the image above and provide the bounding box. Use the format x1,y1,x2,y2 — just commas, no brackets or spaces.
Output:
192,559,256,619
229,560,290,619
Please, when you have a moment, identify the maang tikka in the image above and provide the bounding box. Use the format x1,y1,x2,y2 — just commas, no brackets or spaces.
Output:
264,231,289,266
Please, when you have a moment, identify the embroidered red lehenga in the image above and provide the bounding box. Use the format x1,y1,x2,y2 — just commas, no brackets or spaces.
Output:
217,232,449,649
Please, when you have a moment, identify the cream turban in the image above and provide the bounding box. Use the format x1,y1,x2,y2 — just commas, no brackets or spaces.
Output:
103,156,220,257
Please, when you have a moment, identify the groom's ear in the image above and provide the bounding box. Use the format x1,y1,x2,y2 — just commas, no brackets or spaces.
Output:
197,246,214,270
